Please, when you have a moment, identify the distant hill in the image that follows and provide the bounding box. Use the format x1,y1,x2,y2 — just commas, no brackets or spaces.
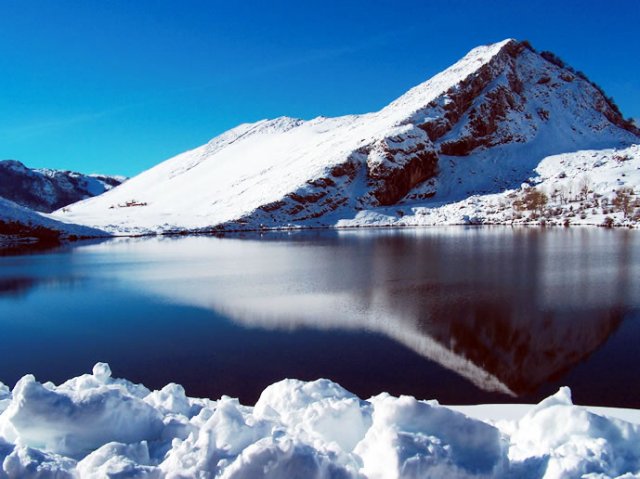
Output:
0,159,126,213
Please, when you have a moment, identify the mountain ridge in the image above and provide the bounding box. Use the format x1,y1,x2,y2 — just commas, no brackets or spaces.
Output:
0,159,126,213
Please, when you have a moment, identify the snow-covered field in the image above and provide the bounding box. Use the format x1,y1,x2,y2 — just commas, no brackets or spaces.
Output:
0,364,639,478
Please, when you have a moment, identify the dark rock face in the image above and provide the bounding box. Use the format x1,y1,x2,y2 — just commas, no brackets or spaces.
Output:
440,84,525,156
414,41,529,157
0,160,125,212
412,39,639,161
254,156,363,224
367,146,438,206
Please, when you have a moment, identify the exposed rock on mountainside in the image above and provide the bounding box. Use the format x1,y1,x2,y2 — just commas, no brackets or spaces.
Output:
56,39,639,234
0,160,125,213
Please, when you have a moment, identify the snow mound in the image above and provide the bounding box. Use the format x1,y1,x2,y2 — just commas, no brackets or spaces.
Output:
0,365,639,478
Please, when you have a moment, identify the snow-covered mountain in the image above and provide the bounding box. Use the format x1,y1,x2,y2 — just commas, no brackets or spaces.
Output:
57,39,640,233
0,159,126,213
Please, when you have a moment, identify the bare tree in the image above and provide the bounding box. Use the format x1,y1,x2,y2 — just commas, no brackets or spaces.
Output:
556,184,570,205
578,175,592,202
515,188,548,217
613,187,635,218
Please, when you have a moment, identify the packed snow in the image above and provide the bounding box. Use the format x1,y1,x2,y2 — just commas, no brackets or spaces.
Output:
54,39,639,235
0,364,639,478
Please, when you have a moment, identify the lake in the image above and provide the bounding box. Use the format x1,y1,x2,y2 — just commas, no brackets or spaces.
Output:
1,227,639,408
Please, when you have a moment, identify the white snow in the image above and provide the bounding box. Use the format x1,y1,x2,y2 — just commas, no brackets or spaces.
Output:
0,365,639,478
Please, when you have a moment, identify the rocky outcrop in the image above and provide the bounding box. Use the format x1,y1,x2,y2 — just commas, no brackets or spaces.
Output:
0,219,61,243
366,138,438,205
247,154,365,226
396,39,638,164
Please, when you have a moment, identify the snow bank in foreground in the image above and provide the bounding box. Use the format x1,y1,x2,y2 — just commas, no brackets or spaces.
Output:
0,365,639,478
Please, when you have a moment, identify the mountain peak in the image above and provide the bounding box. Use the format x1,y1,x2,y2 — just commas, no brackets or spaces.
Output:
383,39,522,116
0,159,29,172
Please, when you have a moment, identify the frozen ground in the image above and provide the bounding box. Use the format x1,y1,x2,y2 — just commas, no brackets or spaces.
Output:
1,364,639,478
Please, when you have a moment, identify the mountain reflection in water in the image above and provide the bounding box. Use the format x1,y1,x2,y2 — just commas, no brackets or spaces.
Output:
1,228,638,405
74,228,638,400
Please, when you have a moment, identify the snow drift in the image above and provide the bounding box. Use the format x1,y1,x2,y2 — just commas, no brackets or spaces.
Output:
1,364,639,478
55,39,639,234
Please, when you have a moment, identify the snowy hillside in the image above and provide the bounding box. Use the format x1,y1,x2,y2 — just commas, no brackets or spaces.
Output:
56,39,639,233
0,196,105,245
1,364,640,478
0,159,125,213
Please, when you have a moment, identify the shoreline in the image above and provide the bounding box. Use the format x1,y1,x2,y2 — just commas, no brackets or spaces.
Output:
2,221,638,251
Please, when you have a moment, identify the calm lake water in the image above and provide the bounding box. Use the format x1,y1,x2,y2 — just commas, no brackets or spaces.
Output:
1,227,639,408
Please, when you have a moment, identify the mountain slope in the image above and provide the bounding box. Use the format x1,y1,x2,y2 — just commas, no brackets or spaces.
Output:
57,39,639,233
0,196,105,245
0,160,126,213
340,143,640,228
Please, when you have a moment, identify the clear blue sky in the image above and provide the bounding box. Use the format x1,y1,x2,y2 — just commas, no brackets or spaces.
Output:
1,0,638,176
